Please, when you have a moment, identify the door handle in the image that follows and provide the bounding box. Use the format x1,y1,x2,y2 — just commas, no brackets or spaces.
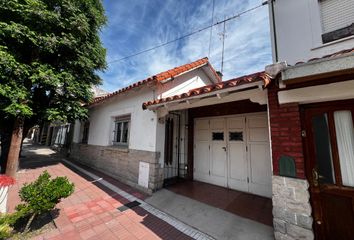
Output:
222,146,227,151
312,168,319,187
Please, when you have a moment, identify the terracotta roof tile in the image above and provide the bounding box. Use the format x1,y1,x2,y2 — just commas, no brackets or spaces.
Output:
295,47,354,66
142,71,271,109
88,57,215,107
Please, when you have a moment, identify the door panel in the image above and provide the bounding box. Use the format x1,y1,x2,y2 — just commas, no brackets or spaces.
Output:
321,193,354,240
303,102,354,240
227,117,248,192
194,119,210,182
247,115,272,198
210,119,227,187
248,144,272,197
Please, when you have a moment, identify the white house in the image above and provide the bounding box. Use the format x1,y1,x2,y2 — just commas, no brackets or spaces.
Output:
70,58,223,192
69,2,354,239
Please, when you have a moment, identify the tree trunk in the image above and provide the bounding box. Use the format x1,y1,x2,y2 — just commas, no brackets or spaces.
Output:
5,117,24,177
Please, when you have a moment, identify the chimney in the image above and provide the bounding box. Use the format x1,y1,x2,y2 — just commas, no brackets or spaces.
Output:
216,71,223,80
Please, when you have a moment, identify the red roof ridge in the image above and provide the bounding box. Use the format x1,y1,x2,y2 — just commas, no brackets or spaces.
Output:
142,71,271,109
88,57,210,107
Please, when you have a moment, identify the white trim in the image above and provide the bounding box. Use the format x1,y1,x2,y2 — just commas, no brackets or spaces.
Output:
278,80,354,104
147,81,265,111
159,63,208,84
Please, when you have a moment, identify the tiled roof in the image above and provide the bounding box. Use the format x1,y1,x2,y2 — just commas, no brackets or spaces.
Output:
142,71,271,109
295,47,354,66
88,57,218,107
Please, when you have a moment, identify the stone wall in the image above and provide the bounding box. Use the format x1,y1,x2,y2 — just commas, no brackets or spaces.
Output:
272,176,314,240
69,143,164,194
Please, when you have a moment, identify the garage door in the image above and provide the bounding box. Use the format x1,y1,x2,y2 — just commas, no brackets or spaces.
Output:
194,113,272,198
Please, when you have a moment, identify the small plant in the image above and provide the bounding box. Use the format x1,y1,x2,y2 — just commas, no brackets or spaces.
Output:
16,171,74,232
0,222,13,239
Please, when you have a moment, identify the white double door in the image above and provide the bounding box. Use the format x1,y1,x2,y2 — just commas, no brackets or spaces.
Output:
194,113,272,198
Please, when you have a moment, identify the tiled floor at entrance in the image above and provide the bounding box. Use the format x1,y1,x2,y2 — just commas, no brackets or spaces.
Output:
166,180,273,226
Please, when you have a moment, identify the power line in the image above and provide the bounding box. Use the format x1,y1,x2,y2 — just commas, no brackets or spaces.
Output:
107,4,265,64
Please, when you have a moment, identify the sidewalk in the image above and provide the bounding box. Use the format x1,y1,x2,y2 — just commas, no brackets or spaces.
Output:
8,142,196,240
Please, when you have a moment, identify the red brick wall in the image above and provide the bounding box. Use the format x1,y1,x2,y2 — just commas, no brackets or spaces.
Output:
268,84,305,179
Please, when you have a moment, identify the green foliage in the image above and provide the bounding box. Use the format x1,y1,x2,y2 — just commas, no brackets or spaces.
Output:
0,222,13,239
0,0,107,122
0,211,26,227
17,171,74,216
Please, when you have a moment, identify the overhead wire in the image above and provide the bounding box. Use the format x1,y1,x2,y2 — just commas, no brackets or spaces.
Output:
107,4,265,64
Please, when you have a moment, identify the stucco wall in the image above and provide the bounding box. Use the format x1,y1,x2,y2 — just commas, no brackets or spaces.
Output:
157,68,214,99
271,0,354,65
87,88,158,152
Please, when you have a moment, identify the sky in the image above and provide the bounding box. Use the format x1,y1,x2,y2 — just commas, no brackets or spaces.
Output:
98,0,272,92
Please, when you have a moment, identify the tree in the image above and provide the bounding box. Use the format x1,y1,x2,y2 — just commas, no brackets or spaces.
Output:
0,0,107,176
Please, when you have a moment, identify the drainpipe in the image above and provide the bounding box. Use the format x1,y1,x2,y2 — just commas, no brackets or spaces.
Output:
170,112,181,178
264,0,279,62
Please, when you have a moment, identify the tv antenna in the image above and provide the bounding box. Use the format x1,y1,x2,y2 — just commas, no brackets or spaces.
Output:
218,19,227,73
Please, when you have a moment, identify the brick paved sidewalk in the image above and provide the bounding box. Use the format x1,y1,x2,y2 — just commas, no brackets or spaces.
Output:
7,144,193,240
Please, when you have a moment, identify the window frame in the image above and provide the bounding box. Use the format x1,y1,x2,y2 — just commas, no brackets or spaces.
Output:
303,100,354,189
318,0,354,43
81,121,90,144
112,116,130,147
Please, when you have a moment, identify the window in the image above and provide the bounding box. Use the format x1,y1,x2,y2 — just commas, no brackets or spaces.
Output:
113,116,130,146
319,0,354,43
229,131,243,141
82,121,90,144
308,105,354,188
212,132,224,141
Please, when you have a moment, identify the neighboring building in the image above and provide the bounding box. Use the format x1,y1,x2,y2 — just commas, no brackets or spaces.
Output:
267,0,354,239
32,86,109,149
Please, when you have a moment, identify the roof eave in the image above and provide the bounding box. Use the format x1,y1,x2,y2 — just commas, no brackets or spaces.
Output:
144,80,264,111
281,52,354,84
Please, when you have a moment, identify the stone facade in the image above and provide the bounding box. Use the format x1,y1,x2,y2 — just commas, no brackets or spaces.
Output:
272,176,314,240
69,143,164,194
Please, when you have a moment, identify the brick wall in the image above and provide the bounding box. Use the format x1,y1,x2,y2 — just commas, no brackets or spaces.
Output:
268,85,305,179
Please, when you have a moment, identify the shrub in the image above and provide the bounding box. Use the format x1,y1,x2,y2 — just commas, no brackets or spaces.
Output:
16,171,74,232
0,223,13,239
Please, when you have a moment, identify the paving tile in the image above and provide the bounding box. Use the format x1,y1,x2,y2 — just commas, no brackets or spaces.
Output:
8,143,194,240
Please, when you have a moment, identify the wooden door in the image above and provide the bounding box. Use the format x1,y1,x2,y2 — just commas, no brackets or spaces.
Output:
194,119,211,183
209,118,227,187
247,115,272,198
303,101,354,240
227,116,248,192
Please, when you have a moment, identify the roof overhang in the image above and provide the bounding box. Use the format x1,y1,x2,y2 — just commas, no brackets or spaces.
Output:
281,52,354,84
145,81,267,114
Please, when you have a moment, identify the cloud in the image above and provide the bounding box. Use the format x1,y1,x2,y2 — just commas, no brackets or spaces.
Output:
98,0,272,92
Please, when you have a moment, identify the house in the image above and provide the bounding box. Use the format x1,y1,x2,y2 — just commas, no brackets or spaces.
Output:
69,1,354,239
70,58,224,193
266,0,354,239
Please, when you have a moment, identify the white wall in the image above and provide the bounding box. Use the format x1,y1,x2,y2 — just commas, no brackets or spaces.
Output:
87,87,158,152
72,120,81,143
74,68,215,157
271,0,354,65
157,68,213,99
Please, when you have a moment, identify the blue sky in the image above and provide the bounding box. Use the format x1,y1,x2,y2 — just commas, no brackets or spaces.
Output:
98,0,272,92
